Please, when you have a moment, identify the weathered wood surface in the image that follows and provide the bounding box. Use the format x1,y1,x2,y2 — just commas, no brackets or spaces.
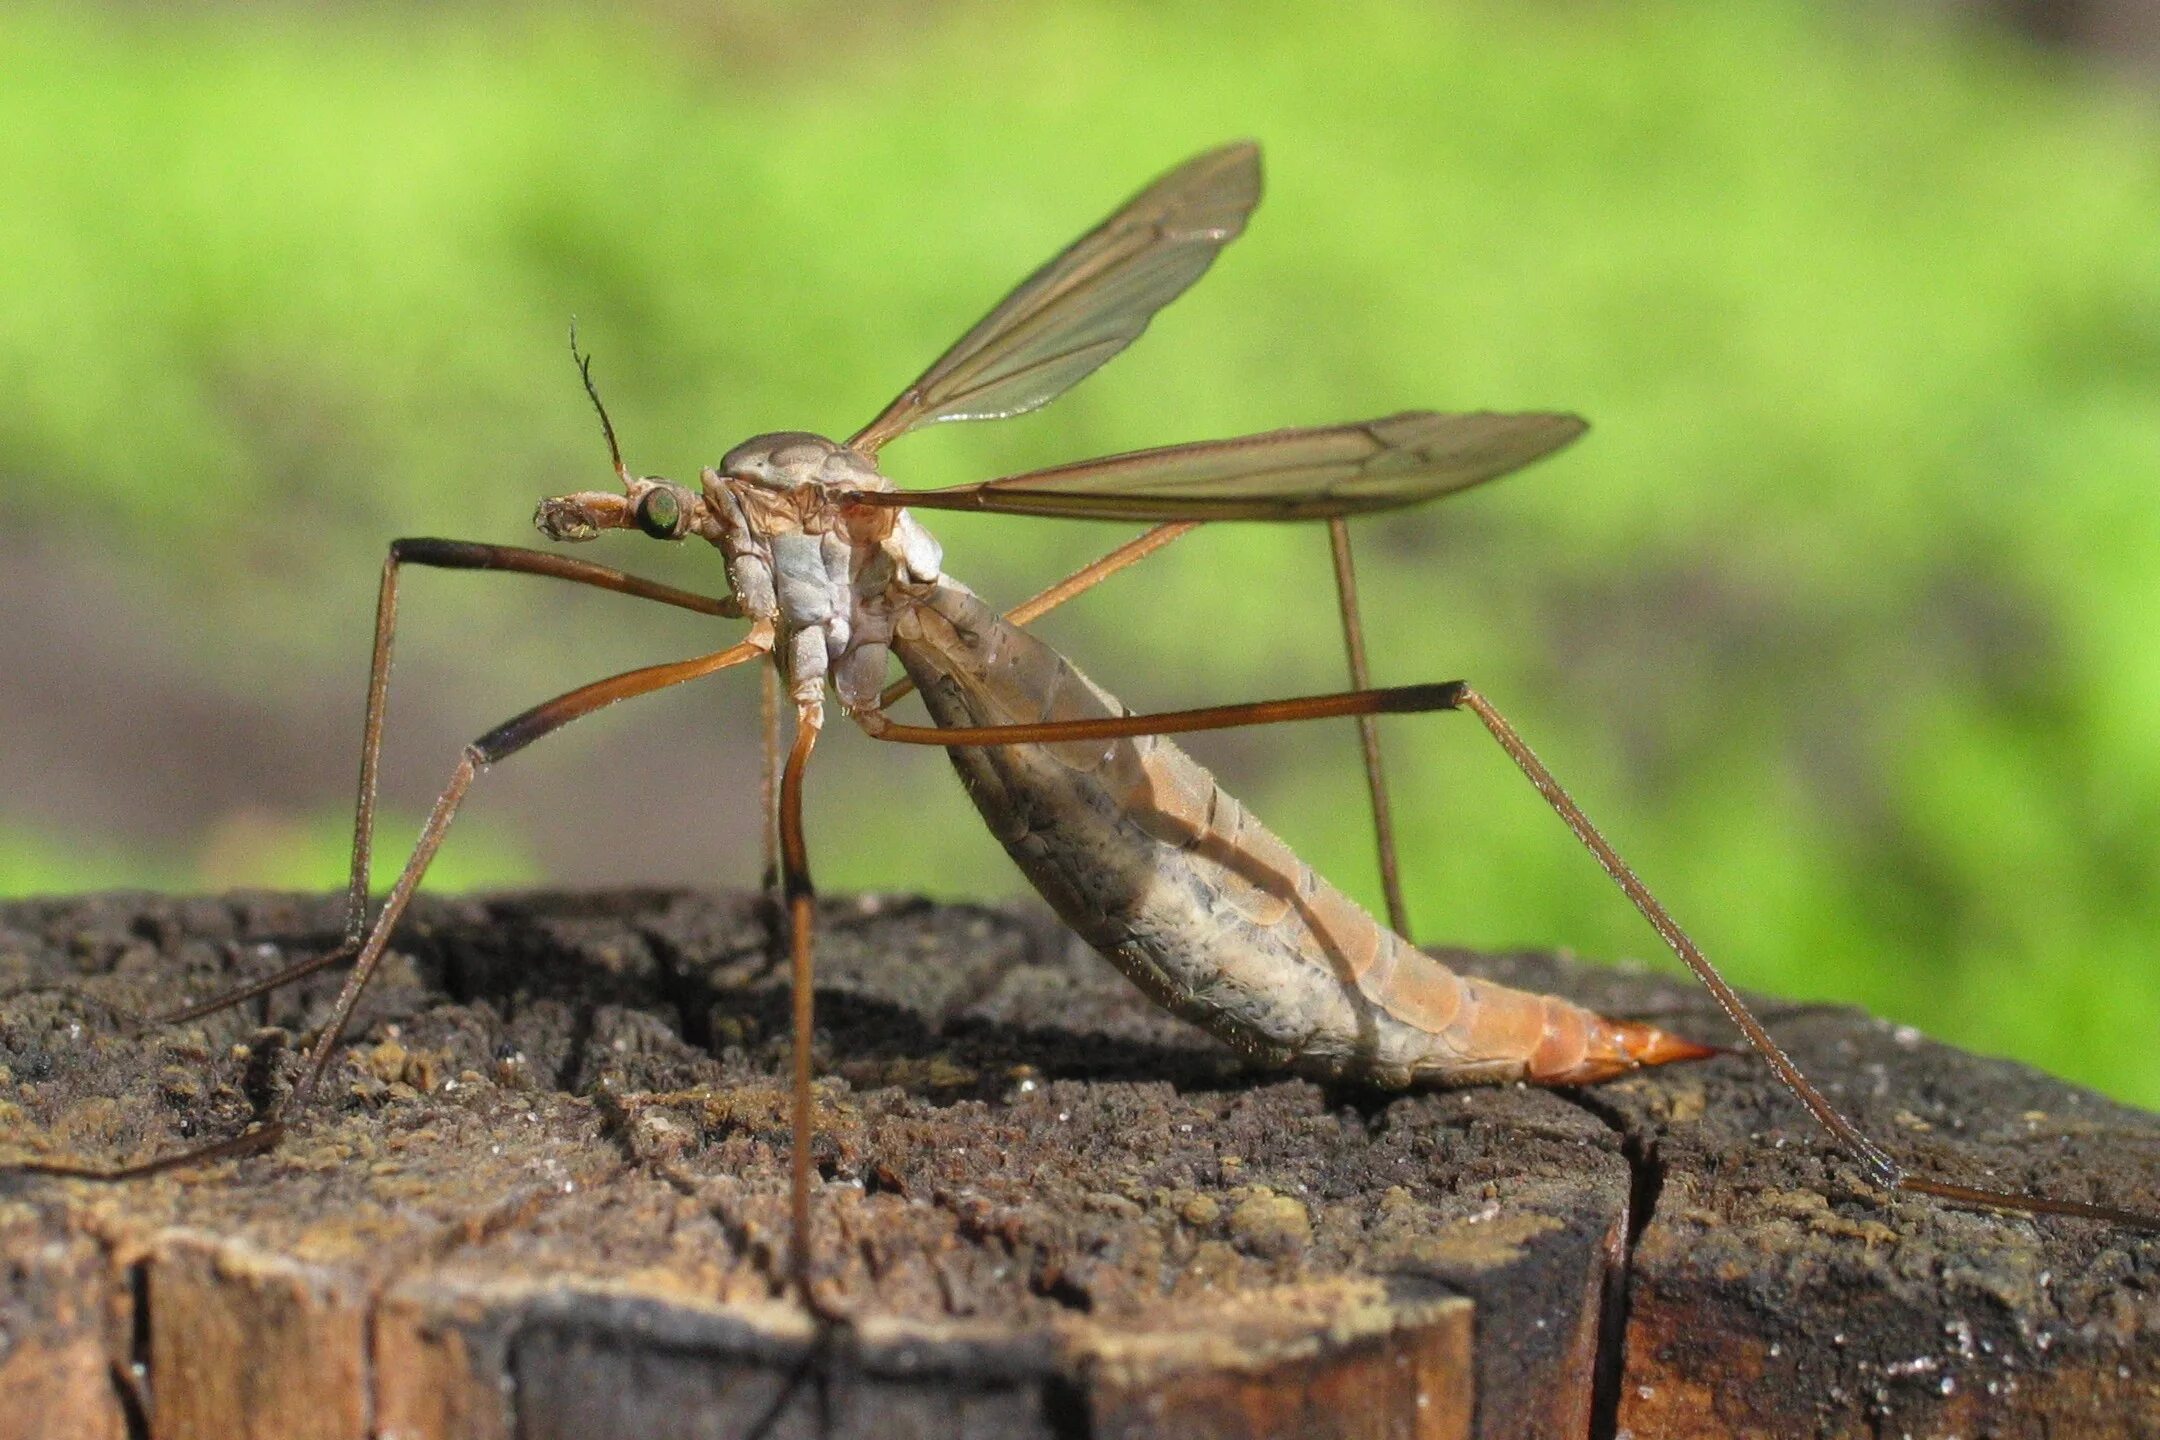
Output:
0,890,2154,1439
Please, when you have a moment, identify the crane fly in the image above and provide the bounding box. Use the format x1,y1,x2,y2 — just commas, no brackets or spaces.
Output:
15,142,2158,1315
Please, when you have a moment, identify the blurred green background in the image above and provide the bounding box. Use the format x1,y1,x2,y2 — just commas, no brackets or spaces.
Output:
3,2,2159,1106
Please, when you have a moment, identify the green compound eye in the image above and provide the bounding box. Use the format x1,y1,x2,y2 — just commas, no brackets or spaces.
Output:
636,488,682,538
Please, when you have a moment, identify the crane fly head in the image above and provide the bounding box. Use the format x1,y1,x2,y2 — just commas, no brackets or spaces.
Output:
533,474,707,545
536,324,715,546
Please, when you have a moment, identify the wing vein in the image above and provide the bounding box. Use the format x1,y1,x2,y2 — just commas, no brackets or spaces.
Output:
850,142,1262,455
844,412,1589,523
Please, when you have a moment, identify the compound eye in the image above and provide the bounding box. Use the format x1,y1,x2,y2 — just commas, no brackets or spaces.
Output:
635,487,684,539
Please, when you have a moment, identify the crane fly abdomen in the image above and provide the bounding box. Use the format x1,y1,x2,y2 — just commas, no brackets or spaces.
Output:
891,579,1703,1088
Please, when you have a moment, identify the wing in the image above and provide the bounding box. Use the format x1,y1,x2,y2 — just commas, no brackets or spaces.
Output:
848,142,1262,457
841,412,1588,523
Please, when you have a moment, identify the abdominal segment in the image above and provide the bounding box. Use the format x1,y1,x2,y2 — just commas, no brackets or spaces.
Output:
892,578,1709,1087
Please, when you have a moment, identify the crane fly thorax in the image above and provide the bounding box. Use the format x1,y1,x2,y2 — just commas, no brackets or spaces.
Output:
702,431,945,714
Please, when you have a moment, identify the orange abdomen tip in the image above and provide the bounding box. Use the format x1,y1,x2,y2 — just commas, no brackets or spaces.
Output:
1540,1017,1721,1086
1616,1019,1721,1069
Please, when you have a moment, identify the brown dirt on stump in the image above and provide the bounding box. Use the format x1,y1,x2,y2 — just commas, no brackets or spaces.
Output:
0,890,2155,1438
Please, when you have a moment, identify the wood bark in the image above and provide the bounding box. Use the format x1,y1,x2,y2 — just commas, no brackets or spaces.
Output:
0,890,2154,1438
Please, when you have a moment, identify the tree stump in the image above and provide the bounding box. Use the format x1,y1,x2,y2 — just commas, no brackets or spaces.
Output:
0,890,2155,1439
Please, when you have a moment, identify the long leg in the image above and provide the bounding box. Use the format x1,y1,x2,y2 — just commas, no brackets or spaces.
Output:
17,632,771,1180
760,661,785,894
755,661,796,975
774,699,832,1311
1326,518,1410,937
150,539,740,1027
859,681,2160,1232
1449,689,2157,1228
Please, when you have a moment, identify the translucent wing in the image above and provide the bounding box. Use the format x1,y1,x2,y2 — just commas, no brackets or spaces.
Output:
842,412,1588,522
849,142,1262,456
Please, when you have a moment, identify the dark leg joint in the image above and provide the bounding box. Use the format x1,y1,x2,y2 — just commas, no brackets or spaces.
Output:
1378,680,1469,714
474,708,544,763
472,705,530,761
388,537,497,569
784,872,816,904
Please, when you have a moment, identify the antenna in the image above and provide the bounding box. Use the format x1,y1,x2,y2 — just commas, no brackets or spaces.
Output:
568,320,631,486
